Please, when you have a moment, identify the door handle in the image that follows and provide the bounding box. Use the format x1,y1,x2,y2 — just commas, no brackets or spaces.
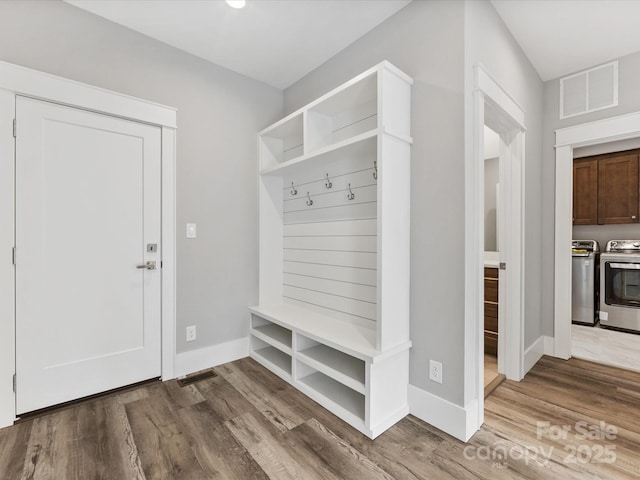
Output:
136,261,156,270
609,262,640,270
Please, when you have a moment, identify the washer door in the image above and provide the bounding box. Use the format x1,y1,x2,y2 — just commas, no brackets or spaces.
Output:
604,261,640,307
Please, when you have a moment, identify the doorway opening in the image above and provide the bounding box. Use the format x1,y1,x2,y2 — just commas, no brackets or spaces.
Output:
468,64,525,436
554,112,640,360
482,125,503,396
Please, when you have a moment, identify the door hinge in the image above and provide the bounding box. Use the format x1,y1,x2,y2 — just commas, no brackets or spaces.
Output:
12,119,16,138
12,247,15,266
499,262,506,270
12,374,16,393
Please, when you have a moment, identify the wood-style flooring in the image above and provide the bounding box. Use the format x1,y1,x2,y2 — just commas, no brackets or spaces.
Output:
1,355,640,479
483,354,504,398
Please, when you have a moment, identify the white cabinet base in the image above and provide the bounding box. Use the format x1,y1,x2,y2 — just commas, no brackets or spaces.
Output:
249,303,410,439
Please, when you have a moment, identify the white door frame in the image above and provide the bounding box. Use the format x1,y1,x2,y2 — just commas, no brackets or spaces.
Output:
0,61,177,428
466,64,526,437
554,111,640,358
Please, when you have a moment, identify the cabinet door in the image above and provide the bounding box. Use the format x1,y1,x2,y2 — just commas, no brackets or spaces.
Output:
573,158,598,225
598,154,639,224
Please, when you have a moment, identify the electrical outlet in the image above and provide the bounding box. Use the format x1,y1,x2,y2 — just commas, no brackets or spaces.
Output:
429,360,443,384
186,325,197,342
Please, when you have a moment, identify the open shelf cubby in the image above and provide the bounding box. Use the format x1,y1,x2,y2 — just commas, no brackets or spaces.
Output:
250,313,292,353
297,337,365,394
297,365,365,421
259,113,304,171
306,72,377,152
250,336,292,379
251,61,412,439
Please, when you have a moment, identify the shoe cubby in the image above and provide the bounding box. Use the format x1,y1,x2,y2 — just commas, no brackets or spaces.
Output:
296,335,365,394
296,360,365,422
250,335,292,379
250,314,292,353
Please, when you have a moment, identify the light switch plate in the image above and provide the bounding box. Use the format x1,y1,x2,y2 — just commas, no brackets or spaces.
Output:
186,223,197,238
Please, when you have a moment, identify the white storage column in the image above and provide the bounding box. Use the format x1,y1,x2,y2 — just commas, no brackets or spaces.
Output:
250,61,412,439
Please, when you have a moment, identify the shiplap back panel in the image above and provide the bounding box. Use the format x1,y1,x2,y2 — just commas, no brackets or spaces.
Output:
329,100,377,145
282,154,377,326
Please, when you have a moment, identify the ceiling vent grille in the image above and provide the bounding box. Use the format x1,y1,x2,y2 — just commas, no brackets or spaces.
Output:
559,61,618,119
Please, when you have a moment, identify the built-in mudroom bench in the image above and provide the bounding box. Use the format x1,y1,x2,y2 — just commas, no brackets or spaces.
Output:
249,61,412,439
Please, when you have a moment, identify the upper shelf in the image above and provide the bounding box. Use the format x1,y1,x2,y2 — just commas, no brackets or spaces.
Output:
259,61,413,175
261,129,378,176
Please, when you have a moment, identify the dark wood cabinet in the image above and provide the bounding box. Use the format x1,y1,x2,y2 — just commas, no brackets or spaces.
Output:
572,150,640,225
573,158,598,225
484,267,498,356
598,153,639,224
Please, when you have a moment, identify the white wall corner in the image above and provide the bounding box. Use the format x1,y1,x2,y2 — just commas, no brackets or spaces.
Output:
408,385,479,442
523,335,547,375
173,337,249,378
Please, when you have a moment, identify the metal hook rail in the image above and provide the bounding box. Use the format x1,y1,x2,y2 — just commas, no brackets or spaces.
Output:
283,166,375,194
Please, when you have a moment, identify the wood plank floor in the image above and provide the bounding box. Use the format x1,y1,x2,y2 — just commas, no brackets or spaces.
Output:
1,355,640,479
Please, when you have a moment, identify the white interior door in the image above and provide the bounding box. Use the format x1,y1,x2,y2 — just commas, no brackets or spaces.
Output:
15,96,162,414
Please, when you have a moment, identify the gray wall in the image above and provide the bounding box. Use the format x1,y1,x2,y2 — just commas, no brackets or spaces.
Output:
0,0,283,354
285,0,467,403
464,0,544,350
542,50,640,336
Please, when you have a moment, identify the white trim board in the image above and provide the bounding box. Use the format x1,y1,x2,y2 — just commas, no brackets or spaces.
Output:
0,61,177,128
174,338,250,378
523,336,550,374
0,90,15,429
553,110,640,359
409,385,478,442
0,61,177,429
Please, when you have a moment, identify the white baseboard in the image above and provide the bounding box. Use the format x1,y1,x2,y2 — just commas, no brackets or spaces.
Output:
543,335,555,356
370,405,410,439
523,336,546,375
0,385,14,429
173,337,249,378
408,385,477,442
522,335,554,375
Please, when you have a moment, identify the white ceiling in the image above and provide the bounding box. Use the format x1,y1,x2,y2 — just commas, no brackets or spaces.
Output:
65,0,640,87
491,0,640,81
65,0,410,89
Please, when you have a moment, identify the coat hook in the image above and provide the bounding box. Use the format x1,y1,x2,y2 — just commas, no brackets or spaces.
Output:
347,184,355,201
373,161,378,180
325,173,332,189
306,192,313,206
290,182,298,196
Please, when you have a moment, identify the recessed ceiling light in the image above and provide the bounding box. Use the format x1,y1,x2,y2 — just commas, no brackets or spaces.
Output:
226,0,246,8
